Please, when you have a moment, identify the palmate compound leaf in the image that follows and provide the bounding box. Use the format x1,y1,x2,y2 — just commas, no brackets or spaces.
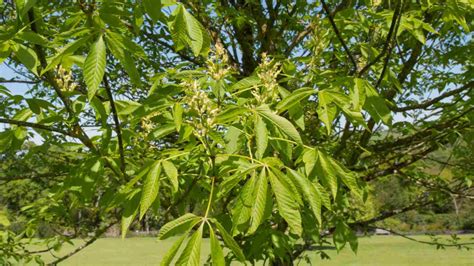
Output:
139,160,161,219
256,105,302,145
84,34,106,100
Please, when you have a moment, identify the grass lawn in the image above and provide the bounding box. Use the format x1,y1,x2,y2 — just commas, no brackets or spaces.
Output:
35,235,474,265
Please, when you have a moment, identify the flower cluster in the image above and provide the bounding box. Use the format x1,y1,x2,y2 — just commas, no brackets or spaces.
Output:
206,43,231,81
55,65,77,92
253,53,282,104
182,80,219,137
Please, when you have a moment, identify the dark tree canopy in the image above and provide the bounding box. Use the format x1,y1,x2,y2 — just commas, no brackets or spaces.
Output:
0,0,473,264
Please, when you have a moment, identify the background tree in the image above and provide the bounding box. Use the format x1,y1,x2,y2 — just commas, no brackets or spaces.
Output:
0,0,473,265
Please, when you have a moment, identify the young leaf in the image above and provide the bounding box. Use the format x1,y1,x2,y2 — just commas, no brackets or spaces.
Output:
255,115,268,160
268,170,302,235
209,225,225,266
175,223,203,266
257,105,302,144
139,160,161,219
162,160,179,193
84,35,106,100
158,213,201,240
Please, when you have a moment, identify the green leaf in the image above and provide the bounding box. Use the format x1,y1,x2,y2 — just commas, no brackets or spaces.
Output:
364,84,392,125
329,157,362,200
105,31,141,86
276,87,314,113
173,103,183,131
162,160,179,193
216,106,248,124
257,105,302,144
317,90,338,134
287,169,322,226
248,168,269,234
158,213,201,239
140,160,161,219
255,115,268,159
16,31,48,46
209,225,225,266
230,76,261,92
143,0,162,23
0,210,10,227
160,229,190,266
84,35,106,100
211,219,245,262
169,4,209,56
151,123,176,139
121,190,141,238
175,223,203,266
42,36,90,74
16,44,38,75
231,173,255,233
268,170,302,235
315,150,338,198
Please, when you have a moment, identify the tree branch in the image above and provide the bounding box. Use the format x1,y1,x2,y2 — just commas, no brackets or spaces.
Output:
0,118,73,137
320,0,358,72
0,79,38,84
358,3,403,76
103,74,126,174
392,81,474,112
46,221,117,266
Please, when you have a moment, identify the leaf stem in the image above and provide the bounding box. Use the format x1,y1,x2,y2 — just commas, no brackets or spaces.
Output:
204,175,215,218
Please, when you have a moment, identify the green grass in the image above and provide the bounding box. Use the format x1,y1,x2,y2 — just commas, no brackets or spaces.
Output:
35,235,474,265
